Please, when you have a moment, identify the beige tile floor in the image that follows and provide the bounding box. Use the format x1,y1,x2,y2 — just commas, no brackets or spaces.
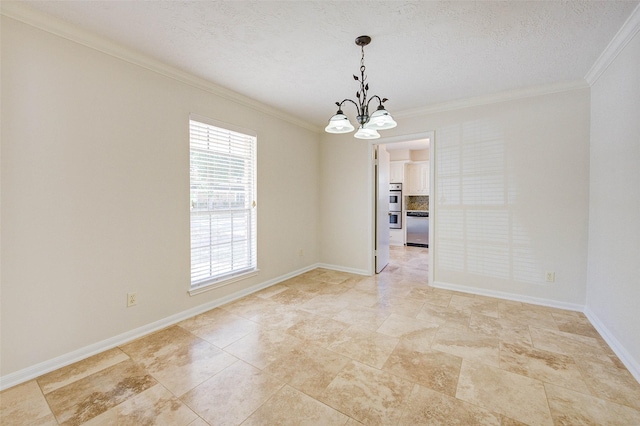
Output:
2,246,640,425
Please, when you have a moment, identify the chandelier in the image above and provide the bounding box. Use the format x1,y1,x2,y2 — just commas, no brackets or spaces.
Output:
325,35,397,139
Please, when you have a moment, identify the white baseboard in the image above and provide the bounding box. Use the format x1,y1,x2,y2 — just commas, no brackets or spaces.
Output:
316,263,370,276
431,280,585,312
15,268,630,392
0,264,319,391
433,280,640,382
584,307,640,383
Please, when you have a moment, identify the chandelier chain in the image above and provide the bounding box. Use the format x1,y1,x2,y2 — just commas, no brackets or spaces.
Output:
357,44,368,118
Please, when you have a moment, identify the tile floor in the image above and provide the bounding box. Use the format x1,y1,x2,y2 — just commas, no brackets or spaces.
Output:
2,246,640,425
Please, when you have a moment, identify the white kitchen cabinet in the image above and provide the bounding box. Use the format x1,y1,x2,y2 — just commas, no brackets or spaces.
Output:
389,228,404,246
389,161,405,184
405,162,430,195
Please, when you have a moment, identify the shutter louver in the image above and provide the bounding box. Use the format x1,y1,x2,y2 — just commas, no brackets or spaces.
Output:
189,118,257,289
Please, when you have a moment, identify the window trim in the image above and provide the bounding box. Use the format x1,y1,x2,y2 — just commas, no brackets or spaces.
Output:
188,113,258,295
188,270,259,296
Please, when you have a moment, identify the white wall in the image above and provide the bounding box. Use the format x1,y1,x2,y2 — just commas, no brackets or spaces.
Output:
586,29,640,378
321,88,591,308
0,16,320,377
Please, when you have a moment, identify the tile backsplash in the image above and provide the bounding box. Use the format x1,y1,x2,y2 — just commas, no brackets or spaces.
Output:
405,195,429,211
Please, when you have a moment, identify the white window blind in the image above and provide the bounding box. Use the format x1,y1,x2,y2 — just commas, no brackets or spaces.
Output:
189,116,257,290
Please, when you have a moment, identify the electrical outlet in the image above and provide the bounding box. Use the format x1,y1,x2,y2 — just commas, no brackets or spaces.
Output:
127,292,138,307
545,272,555,283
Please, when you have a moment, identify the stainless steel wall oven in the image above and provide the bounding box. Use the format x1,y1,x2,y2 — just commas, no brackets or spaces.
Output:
389,183,402,229
389,211,402,229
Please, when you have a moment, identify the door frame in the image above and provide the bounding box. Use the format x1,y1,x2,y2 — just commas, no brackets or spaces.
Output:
374,144,391,273
367,131,435,286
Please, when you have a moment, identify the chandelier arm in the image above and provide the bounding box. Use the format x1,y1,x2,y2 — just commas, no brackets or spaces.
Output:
337,98,364,117
366,95,384,110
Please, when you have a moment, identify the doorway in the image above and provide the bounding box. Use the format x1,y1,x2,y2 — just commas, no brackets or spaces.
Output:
370,131,434,285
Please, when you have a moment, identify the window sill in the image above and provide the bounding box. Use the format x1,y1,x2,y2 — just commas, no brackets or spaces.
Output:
188,269,259,296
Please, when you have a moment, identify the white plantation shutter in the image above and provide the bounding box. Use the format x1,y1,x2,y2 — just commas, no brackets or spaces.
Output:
189,115,257,289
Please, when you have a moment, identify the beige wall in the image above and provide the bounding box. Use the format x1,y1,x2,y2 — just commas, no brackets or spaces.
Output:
389,149,410,161
587,29,640,378
318,132,373,274
410,149,429,162
387,149,429,162
321,88,591,307
0,16,320,377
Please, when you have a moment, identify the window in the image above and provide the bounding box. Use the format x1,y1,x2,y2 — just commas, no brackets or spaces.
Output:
189,114,257,292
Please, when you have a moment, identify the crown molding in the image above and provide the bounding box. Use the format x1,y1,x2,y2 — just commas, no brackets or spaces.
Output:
585,3,640,85
394,80,590,119
5,0,633,131
0,2,321,133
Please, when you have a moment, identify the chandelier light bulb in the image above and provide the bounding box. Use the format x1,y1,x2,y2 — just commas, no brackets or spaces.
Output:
366,107,397,130
325,111,355,134
354,126,380,139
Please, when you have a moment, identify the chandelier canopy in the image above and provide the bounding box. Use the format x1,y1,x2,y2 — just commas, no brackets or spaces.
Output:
325,35,397,139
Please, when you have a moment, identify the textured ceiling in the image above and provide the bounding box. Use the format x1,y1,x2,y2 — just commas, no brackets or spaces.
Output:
13,0,640,129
